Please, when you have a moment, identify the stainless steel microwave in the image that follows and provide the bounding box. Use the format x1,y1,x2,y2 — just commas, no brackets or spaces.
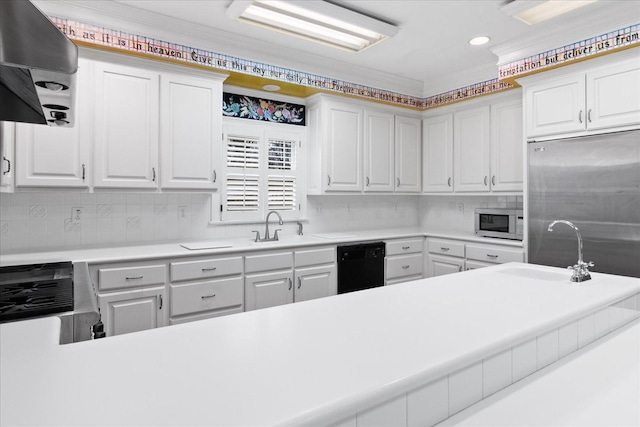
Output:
475,208,523,240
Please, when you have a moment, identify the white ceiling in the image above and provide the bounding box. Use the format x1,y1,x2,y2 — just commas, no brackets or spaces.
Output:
38,0,639,97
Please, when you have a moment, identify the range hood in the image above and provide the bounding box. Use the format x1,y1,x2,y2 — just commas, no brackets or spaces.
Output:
0,0,78,126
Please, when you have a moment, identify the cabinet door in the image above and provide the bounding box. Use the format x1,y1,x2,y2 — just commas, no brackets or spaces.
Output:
422,114,453,192
427,254,464,277
363,110,394,192
490,99,523,192
454,106,490,192
160,73,221,189
325,102,363,192
0,122,15,191
395,115,421,193
93,61,159,189
294,264,337,302
525,75,585,138
586,58,640,131
98,286,166,337
245,270,294,311
14,58,90,188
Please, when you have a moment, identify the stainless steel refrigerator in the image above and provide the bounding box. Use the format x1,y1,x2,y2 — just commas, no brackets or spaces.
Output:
528,129,640,278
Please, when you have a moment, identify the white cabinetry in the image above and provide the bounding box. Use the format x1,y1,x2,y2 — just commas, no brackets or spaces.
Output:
308,94,421,194
385,238,423,285
422,114,453,192
169,256,243,324
294,246,337,302
454,106,491,192
93,60,159,189
490,99,523,191
426,237,524,277
0,122,15,192
524,54,640,138
245,247,337,311
423,92,523,194
160,73,221,190
395,116,421,192
14,58,91,188
91,262,168,337
364,110,394,192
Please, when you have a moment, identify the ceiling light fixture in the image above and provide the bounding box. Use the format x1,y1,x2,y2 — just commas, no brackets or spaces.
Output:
469,36,490,46
226,0,400,53
501,0,598,25
262,84,281,91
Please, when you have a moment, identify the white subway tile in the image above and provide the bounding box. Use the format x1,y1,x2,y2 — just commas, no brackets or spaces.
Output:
407,376,448,426
558,321,578,358
483,349,512,397
593,308,610,339
537,329,559,369
357,394,406,427
512,339,537,382
578,314,595,348
449,362,483,415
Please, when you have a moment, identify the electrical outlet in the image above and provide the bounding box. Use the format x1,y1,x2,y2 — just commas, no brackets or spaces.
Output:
457,203,464,214
178,205,188,220
71,207,83,225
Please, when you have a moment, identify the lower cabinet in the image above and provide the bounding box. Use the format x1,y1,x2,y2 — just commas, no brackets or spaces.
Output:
244,247,337,311
98,287,166,337
385,238,424,285
92,261,169,337
426,237,524,277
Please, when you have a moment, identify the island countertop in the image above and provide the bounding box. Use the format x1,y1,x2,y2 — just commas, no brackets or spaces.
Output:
1,263,638,426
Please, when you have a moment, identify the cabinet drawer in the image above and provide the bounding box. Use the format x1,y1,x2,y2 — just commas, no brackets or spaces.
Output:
466,244,524,264
386,254,423,280
171,256,243,282
427,239,465,257
98,264,167,291
171,276,243,317
245,251,293,273
295,247,335,268
386,238,423,256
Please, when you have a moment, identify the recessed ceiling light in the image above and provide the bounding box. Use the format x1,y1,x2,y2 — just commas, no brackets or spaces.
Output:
469,36,490,46
226,0,400,53
262,84,281,91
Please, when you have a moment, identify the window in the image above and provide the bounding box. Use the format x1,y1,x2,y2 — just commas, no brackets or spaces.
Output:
222,120,305,221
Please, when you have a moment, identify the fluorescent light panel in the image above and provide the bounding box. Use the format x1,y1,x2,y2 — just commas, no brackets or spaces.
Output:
226,0,399,52
502,0,598,25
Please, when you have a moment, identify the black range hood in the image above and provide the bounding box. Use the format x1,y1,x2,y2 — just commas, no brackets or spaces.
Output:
0,0,78,126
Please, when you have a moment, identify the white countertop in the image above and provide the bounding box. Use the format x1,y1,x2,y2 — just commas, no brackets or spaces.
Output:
0,227,523,266
441,319,640,427
1,263,638,426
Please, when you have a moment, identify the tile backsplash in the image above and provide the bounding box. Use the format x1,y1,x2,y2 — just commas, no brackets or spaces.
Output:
0,192,519,253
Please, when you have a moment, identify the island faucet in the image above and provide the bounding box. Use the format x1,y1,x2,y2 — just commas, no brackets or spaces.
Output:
547,220,594,282
252,210,284,242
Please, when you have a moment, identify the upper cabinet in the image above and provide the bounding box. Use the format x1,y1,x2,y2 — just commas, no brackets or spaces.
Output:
93,60,159,189
160,73,221,190
423,92,523,194
524,54,640,139
307,94,421,194
14,58,92,189
0,122,15,192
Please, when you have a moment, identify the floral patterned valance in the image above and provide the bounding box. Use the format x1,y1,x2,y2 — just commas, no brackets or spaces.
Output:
223,92,305,126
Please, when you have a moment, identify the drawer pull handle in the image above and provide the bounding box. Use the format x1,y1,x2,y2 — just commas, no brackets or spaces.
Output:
298,277,302,289
202,267,217,272
440,247,450,251
402,265,410,269
288,278,292,291
487,254,499,259
126,275,143,280
458,266,463,272
402,246,410,250
201,294,216,299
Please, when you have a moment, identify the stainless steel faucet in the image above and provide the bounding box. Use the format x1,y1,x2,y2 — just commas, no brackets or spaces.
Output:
548,220,594,282
252,210,283,242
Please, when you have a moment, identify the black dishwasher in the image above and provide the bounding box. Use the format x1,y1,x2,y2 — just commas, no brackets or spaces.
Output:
337,242,385,294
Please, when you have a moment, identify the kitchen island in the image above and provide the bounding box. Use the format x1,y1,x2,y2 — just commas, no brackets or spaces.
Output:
1,262,638,426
